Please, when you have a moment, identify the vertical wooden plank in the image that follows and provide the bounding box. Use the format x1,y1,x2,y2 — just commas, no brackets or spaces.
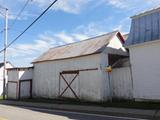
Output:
139,16,146,42
152,12,159,40
158,12,160,39
134,18,140,44
30,80,32,98
111,67,132,99
58,73,61,97
145,14,152,42
129,19,135,44
18,81,20,100
6,83,8,99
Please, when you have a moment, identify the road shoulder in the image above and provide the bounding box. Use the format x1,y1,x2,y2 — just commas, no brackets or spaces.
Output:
0,100,159,119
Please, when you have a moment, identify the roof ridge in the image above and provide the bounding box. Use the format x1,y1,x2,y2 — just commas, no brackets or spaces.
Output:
32,30,121,63
131,6,160,19
49,30,119,50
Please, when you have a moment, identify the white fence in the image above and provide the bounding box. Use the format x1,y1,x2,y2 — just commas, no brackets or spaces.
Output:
110,67,133,99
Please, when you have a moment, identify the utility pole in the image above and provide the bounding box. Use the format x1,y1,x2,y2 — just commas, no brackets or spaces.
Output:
2,8,8,100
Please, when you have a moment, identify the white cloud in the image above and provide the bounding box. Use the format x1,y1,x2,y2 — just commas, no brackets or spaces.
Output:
6,29,93,66
72,33,88,40
54,32,75,43
0,0,93,20
2,0,160,67
6,16,131,66
7,16,116,66
7,12,37,20
75,22,106,36
97,0,160,11
6,18,118,67
106,0,129,9
53,0,91,14
27,0,92,14
0,0,159,21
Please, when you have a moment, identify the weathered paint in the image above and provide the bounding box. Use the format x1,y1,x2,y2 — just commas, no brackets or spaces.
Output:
129,41,160,100
7,81,18,99
20,81,31,98
7,68,33,81
100,38,128,100
33,54,103,101
100,47,129,101
110,67,133,99
19,69,33,80
8,70,19,82
0,63,13,95
33,31,126,63
100,52,110,101
7,68,33,99
32,32,128,102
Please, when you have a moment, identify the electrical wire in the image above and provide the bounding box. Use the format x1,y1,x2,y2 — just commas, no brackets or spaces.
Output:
0,0,30,35
9,0,31,30
0,0,58,53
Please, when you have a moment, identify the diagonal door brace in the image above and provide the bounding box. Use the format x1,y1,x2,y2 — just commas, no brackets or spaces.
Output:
59,73,79,100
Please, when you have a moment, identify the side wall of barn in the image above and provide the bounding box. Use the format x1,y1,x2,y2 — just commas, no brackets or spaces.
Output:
33,54,107,102
100,47,129,101
0,63,13,95
129,40,160,100
7,68,33,99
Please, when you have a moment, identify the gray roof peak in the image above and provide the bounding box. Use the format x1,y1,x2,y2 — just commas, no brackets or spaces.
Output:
131,6,160,19
33,31,121,63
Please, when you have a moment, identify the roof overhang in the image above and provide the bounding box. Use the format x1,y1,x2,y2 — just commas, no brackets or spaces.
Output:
32,52,101,64
131,7,160,19
7,67,34,71
126,39,160,49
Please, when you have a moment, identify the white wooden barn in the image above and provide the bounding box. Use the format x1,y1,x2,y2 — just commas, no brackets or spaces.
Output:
32,31,129,102
0,62,13,95
7,67,33,99
126,7,160,101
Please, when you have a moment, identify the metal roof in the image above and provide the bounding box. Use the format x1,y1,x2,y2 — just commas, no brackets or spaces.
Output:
131,6,160,19
33,31,120,63
126,7,160,46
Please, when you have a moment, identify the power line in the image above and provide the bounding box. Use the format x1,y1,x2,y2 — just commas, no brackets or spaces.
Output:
0,0,58,53
0,0,30,35
9,0,31,30
0,12,39,34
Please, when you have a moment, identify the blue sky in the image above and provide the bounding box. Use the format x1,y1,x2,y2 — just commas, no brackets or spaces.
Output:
0,0,160,67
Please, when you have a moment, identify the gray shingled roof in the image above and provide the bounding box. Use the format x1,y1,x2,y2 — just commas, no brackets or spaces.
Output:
33,31,119,63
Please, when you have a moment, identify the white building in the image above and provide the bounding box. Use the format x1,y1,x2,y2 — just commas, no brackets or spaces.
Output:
126,7,160,100
32,31,129,102
0,62,13,96
7,67,33,99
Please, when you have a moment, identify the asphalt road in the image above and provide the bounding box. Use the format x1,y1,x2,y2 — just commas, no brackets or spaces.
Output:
0,104,147,120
